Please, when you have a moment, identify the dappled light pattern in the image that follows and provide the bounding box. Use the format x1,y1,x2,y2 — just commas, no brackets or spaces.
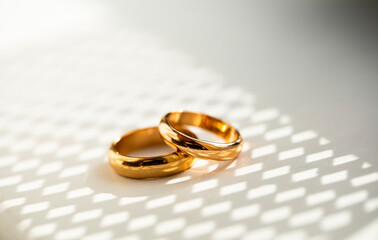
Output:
0,28,377,240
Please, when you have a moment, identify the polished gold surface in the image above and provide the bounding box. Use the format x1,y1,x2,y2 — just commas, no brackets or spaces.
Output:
159,111,243,161
108,127,195,179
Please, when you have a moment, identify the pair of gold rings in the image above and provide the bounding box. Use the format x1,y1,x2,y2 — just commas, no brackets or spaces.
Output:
108,111,243,179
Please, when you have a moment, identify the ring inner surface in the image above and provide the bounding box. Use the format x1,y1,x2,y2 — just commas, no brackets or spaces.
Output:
115,128,173,156
168,112,239,142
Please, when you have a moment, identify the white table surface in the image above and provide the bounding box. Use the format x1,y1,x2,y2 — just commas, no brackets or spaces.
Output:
0,1,377,240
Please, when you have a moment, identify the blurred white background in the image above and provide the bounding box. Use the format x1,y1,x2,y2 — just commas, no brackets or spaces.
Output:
0,1,377,240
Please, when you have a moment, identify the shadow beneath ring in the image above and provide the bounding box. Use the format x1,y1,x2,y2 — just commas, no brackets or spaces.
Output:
85,156,235,197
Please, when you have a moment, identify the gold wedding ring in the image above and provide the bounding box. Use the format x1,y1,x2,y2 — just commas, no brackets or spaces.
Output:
108,127,195,179
109,111,243,179
159,111,243,161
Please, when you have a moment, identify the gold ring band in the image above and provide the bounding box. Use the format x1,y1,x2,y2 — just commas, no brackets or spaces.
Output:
159,111,243,161
108,127,195,179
